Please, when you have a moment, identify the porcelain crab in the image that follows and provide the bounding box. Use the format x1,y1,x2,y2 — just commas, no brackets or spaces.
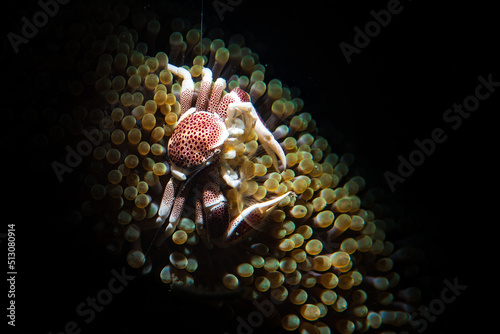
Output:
156,64,293,247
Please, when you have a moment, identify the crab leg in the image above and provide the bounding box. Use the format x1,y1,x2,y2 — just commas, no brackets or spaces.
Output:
155,170,199,238
201,178,229,243
194,198,211,248
155,177,179,243
156,178,177,226
227,101,288,171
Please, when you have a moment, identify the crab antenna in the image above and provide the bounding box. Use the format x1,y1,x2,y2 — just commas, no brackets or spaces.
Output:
167,64,194,113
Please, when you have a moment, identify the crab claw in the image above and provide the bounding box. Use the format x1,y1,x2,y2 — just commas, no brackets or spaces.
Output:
254,112,288,171
226,101,288,171
223,191,294,245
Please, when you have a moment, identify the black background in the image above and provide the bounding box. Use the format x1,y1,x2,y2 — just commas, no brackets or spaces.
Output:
2,0,497,333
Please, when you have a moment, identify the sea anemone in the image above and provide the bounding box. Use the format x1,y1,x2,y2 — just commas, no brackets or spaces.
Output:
58,2,423,332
